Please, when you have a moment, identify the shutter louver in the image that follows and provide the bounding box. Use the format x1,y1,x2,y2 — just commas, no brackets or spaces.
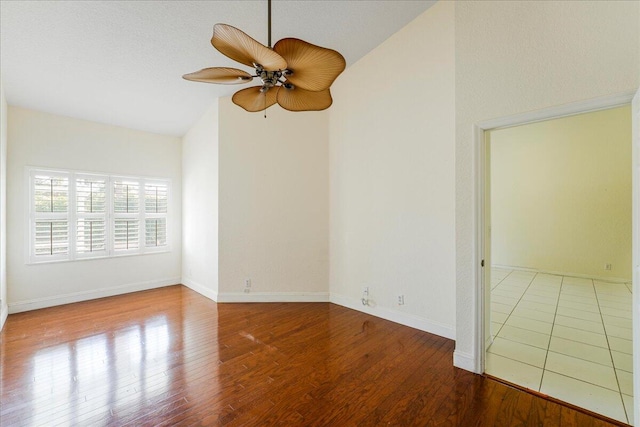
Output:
145,184,168,214
35,221,68,256
114,181,139,213
144,183,168,248
34,175,68,213
77,219,106,253
33,174,69,259
114,219,139,250
76,177,108,255
77,179,106,213
113,180,140,252
145,218,167,247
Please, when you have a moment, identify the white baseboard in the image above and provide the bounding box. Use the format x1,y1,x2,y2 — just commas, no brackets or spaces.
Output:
492,264,631,284
8,277,181,314
329,292,455,340
0,302,7,331
453,350,479,373
182,277,218,302
217,292,330,303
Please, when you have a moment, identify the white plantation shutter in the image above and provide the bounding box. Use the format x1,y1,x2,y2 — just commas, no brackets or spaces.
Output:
31,172,70,261
144,182,168,248
76,178,106,213
34,174,68,213
114,219,140,250
34,221,68,256
113,179,141,253
76,219,106,252
145,218,167,247
145,183,168,214
76,176,108,256
29,168,170,263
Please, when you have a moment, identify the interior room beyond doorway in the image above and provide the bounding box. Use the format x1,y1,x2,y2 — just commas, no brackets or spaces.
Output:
484,105,634,425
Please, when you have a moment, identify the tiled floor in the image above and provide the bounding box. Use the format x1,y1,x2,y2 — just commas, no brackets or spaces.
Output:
486,268,635,425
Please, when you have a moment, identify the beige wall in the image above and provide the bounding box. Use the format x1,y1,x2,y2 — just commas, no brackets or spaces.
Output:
217,98,329,300
0,78,7,329
329,0,456,338
182,101,219,300
455,0,640,369
7,107,182,311
490,106,632,281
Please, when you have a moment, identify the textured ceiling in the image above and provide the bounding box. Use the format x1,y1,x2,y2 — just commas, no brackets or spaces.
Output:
0,0,435,136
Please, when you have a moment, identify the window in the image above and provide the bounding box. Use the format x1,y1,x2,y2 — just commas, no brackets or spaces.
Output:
32,172,69,261
113,179,140,252
76,175,107,257
144,182,168,248
28,168,170,263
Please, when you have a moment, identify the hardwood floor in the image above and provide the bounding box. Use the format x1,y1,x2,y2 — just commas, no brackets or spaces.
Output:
0,285,623,426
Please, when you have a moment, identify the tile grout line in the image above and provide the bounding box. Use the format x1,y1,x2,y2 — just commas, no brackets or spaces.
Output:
538,274,563,392
489,268,519,338
490,348,625,394
592,278,630,425
492,325,618,369
490,269,512,291
491,270,539,342
491,273,632,424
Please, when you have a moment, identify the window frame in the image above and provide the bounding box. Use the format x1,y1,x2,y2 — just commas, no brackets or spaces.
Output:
27,167,171,264
112,176,142,256
143,179,170,253
29,169,71,263
75,173,109,259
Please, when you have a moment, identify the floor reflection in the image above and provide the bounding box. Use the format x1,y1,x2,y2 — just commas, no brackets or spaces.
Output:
2,285,616,426
2,292,178,426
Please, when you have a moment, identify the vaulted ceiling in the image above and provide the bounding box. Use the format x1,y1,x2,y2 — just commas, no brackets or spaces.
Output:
0,1,435,136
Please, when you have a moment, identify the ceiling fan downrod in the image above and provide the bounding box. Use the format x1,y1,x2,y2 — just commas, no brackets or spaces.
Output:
267,0,272,48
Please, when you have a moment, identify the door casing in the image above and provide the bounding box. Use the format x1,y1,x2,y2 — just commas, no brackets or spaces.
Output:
472,93,638,390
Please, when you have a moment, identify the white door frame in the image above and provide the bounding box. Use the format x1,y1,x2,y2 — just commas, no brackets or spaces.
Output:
632,88,640,425
473,92,637,386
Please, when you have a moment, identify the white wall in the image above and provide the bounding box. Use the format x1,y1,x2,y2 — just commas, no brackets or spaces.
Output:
454,0,640,371
328,1,456,339
0,79,7,329
182,101,219,300
490,106,632,281
7,107,182,312
217,98,329,301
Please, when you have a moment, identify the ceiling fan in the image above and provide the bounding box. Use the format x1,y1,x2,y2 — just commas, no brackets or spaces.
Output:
183,0,346,114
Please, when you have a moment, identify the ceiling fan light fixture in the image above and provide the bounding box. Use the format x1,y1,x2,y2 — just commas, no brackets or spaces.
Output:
183,0,345,113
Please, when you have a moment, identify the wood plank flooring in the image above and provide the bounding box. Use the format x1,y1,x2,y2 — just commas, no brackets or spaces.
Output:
0,285,624,426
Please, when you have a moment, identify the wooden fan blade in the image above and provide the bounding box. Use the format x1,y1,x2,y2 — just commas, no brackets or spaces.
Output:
212,24,287,71
182,67,253,84
277,86,333,112
232,86,279,112
274,38,346,91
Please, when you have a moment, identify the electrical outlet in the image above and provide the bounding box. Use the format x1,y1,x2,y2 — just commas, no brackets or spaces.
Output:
397,295,405,305
244,278,251,293
605,263,612,271
361,287,369,306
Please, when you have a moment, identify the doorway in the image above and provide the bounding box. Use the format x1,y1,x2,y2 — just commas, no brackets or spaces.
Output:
477,96,637,425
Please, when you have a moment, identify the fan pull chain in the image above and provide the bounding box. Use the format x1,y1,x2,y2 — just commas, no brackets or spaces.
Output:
264,92,267,118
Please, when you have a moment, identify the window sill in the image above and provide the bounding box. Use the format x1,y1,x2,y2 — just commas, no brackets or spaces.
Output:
27,248,172,265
